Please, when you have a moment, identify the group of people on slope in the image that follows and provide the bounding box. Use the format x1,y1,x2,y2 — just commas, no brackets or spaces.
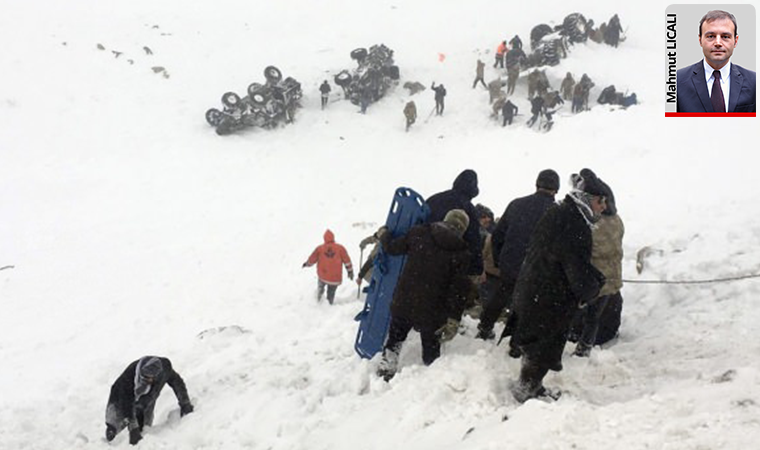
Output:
302,168,624,402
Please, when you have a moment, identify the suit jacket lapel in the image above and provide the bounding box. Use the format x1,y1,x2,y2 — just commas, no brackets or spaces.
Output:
728,64,743,112
692,61,712,112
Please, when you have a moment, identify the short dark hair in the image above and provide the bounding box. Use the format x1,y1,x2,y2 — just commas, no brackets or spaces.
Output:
699,10,738,37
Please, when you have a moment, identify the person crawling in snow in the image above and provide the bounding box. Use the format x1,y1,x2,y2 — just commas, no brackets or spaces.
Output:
105,356,193,445
302,229,354,304
375,209,472,381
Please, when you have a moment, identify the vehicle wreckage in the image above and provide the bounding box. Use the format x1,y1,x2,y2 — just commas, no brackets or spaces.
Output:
205,66,302,135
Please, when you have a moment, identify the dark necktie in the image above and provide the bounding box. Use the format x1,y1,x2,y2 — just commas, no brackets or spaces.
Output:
710,70,725,113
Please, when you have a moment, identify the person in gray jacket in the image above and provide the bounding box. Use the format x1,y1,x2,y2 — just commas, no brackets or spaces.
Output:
571,169,624,357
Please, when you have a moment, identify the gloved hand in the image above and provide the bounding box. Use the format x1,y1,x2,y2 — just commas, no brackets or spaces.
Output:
180,402,194,417
105,424,117,442
359,235,377,250
374,226,389,240
129,428,142,445
435,318,460,342
347,271,354,281
301,262,308,268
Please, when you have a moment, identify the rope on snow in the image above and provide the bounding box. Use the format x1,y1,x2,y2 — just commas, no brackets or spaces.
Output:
621,273,760,285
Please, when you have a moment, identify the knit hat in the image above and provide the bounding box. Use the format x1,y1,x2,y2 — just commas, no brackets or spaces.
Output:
580,168,616,215
138,357,163,381
443,209,470,237
572,169,606,197
134,356,163,399
536,169,560,191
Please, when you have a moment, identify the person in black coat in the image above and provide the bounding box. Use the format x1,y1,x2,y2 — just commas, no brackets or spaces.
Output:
425,169,483,277
510,35,523,51
431,82,447,115
501,99,519,126
319,80,331,110
105,356,193,445
508,171,607,402
376,209,472,381
476,169,559,340
526,95,545,127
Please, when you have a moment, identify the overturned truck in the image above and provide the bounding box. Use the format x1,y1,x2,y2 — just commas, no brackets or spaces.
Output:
526,13,591,68
334,44,400,108
205,66,302,135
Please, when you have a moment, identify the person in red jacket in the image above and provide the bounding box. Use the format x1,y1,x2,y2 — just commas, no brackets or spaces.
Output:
302,229,354,304
494,40,508,68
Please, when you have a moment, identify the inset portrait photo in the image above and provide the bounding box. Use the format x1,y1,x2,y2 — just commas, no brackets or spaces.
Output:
665,4,756,116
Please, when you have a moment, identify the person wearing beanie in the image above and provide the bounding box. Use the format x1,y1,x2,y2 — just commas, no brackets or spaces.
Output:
568,169,608,225
507,169,606,403
302,229,354,305
374,209,472,381
568,169,625,356
105,356,193,445
443,208,470,235
476,169,559,341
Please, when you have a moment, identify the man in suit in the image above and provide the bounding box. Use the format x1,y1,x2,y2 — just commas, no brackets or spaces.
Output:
676,10,756,113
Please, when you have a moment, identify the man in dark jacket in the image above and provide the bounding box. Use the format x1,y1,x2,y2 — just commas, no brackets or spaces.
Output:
501,99,519,126
526,95,545,127
508,171,607,402
604,14,623,47
105,356,193,445
319,80,331,110
376,209,472,381
476,169,559,340
425,169,483,276
431,82,447,115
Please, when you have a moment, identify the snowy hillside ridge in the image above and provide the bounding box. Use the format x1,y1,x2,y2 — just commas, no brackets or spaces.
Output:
1,1,759,449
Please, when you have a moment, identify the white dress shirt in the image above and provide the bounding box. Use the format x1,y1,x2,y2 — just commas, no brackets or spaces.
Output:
703,59,731,112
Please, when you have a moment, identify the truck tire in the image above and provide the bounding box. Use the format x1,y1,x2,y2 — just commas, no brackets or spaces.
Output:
221,92,241,108
334,70,352,87
350,48,368,61
205,108,223,126
264,66,283,83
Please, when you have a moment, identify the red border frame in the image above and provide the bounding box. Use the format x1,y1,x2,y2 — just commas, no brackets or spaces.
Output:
665,113,756,117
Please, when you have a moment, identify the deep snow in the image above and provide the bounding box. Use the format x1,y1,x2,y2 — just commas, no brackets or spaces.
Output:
1,0,759,449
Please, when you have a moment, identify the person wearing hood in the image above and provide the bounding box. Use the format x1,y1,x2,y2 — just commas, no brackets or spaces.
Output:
508,170,607,402
570,169,625,356
375,209,472,381
425,169,483,277
303,230,354,304
105,356,193,445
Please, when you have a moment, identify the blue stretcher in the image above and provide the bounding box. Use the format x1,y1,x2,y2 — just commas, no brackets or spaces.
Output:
354,187,429,359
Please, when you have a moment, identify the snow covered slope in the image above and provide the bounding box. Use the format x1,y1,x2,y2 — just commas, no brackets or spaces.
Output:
1,1,759,449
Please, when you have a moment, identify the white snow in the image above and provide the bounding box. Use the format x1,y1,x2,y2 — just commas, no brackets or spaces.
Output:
1,1,759,449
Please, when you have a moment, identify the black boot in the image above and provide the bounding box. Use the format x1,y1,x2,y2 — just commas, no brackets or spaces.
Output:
476,324,495,340
511,359,549,403
376,348,399,381
573,342,592,357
